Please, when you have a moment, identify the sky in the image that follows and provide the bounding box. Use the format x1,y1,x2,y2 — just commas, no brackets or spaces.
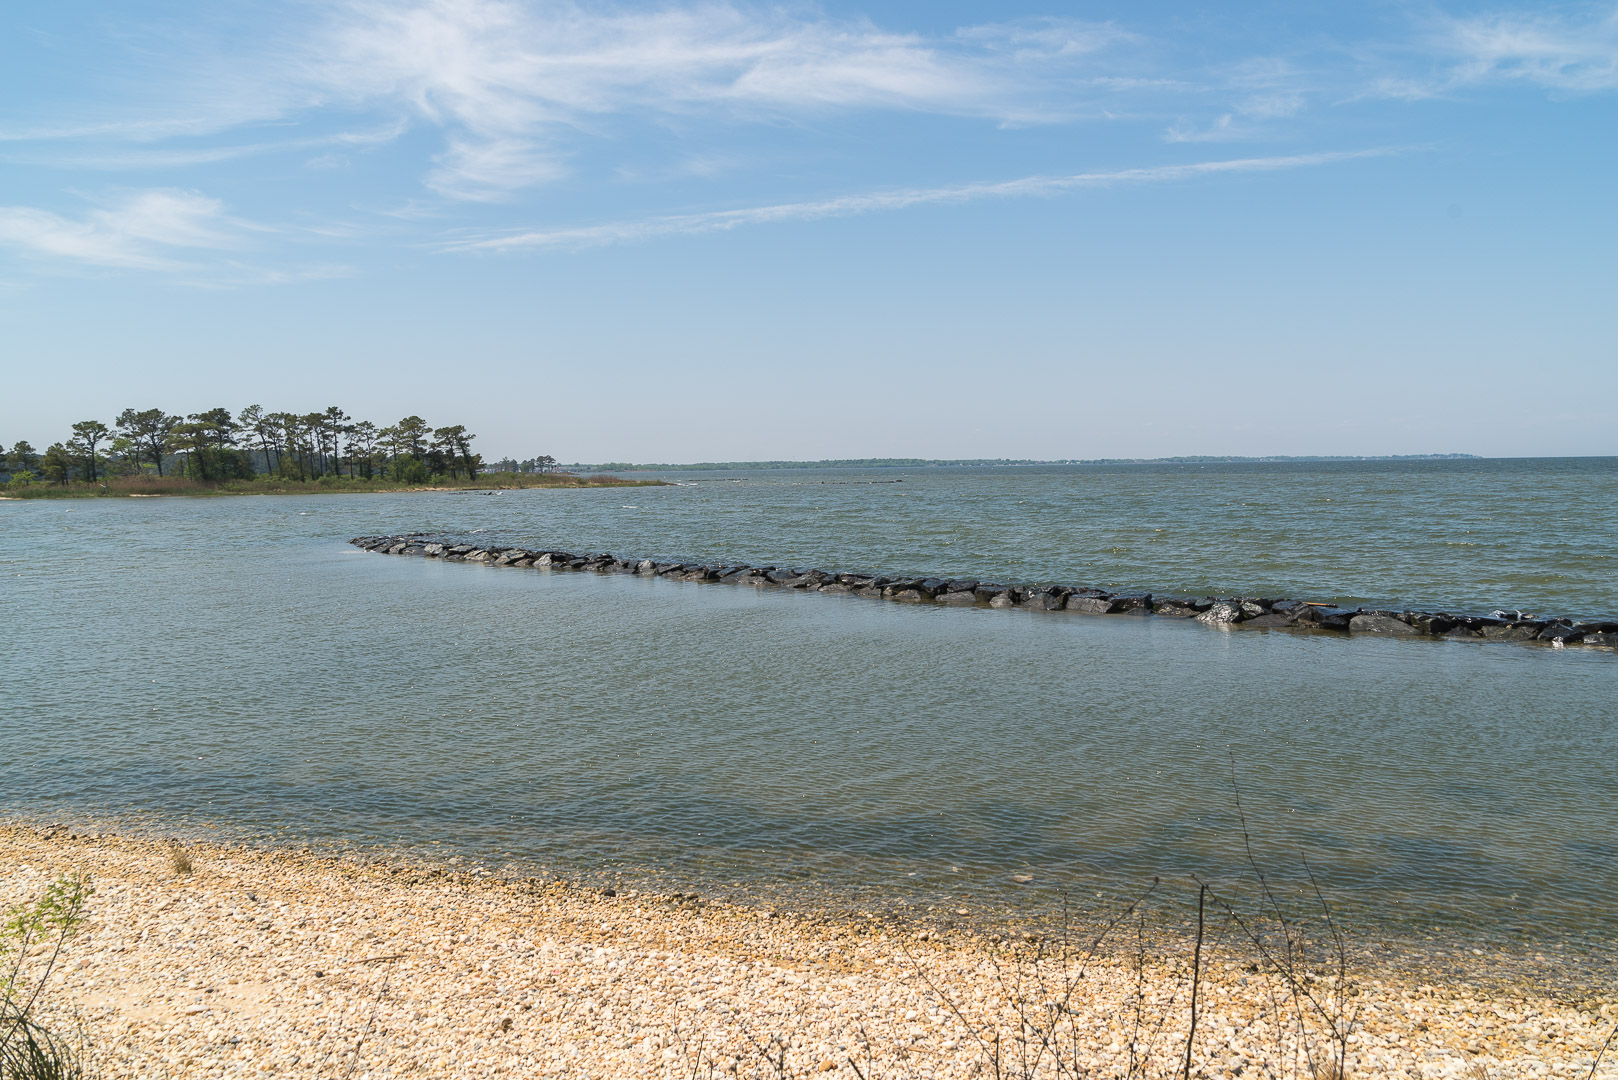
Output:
2,0,1615,462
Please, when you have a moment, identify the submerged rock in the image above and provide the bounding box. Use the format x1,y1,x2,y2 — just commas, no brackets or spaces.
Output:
1482,623,1543,641
1349,613,1421,636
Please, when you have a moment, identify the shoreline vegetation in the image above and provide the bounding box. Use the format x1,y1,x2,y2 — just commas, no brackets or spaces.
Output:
0,471,653,499
4,823,1613,1079
2,403,650,498
353,534,1618,650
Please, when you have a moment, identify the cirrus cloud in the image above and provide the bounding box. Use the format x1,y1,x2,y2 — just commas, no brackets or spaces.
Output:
0,189,235,270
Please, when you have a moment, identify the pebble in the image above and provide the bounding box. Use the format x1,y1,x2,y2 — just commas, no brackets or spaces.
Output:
3,825,1611,1080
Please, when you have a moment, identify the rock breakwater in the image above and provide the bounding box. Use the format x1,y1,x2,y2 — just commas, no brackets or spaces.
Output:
351,535,1618,649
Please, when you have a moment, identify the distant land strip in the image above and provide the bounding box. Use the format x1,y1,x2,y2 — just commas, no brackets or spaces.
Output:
571,454,1481,472
352,535,1616,651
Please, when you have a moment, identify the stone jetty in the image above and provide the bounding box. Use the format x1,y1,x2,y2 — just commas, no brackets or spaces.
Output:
350,535,1618,649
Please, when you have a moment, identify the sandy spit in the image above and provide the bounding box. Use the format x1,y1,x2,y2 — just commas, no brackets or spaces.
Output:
3,825,1613,1079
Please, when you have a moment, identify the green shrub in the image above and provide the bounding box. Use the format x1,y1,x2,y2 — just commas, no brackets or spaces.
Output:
1,875,93,1080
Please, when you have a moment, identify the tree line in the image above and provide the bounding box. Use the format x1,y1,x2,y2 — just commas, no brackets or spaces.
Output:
3,407,490,487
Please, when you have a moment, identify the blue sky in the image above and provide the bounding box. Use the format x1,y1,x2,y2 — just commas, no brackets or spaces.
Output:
3,0,1614,461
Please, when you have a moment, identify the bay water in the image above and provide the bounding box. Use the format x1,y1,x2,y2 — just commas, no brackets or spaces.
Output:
3,459,1615,978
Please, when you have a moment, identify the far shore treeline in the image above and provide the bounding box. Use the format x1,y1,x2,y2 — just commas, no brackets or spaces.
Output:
1,406,570,496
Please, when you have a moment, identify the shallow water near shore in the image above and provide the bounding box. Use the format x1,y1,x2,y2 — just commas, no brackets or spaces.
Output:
3,459,1616,982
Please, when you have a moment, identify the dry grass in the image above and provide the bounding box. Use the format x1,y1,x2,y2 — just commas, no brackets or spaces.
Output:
165,842,193,877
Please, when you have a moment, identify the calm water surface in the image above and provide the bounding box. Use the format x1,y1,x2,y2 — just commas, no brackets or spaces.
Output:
2,460,1615,974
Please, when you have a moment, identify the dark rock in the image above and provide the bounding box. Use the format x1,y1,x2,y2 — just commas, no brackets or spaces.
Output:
935,590,978,604
1270,599,1307,614
945,580,979,594
1483,623,1544,641
765,569,800,584
1408,614,1454,635
888,589,928,603
656,563,686,576
1066,595,1115,615
1580,632,1618,648
1302,603,1362,628
1239,600,1267,618
1037,589,1071,611
1349,613,1421,636
1538,622,1586,644
1152,602,1200,618
1465,615,1507,629
1196,601,1243,625
448,545,475,555
918,578,949,598
1240,613,1295,628
818,583,853,595
988,591,1017,608
973,584,1006,603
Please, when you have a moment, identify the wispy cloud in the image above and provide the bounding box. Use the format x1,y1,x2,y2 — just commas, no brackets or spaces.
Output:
1,122,409,172
0,189,237,269
299,2,1131,199
444,148,1396,253
1365,3,1618,99
0,189,351,285
1443,4,1618,91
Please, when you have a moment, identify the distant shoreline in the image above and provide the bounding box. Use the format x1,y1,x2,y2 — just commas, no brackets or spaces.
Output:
572,454,1486,472
0,471,659,500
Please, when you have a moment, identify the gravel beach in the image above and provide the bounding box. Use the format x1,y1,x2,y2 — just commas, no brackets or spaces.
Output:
4,823,1613,1079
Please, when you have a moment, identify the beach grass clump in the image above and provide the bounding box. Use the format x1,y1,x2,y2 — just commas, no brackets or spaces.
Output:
1,875,93,1080
166,842,194,876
